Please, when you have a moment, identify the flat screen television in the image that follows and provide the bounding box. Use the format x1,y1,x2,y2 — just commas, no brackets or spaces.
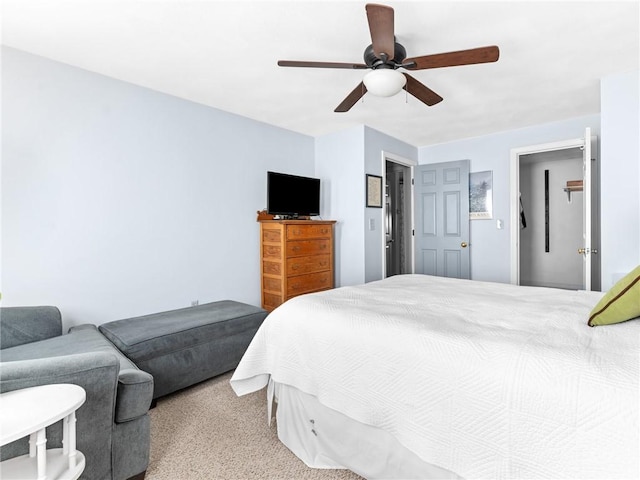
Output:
267,171,320,218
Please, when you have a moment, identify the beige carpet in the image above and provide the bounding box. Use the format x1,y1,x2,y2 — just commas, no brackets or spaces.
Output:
147,371,362,480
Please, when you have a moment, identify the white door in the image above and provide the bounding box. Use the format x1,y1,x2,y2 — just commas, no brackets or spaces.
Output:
582,127,594,290
414,160,470,278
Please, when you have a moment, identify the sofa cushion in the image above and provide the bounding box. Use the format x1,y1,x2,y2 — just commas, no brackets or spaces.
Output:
0,306,62,349
1,324,136,369
1,324,153,423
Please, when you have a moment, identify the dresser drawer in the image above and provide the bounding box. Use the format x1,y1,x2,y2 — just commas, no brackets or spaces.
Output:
262,245,282,260
262,227,282,243
287,254,331,276
263,260,281,276
286,239,330,257
263,292,283,311
287,224,332,240
287,271,332,297
262,276,282,294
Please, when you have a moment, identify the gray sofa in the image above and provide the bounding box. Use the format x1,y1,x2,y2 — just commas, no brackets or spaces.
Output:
0,306,153,480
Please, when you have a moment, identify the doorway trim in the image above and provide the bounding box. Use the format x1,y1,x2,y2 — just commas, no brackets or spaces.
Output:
381,151,417,278
509,137,586,285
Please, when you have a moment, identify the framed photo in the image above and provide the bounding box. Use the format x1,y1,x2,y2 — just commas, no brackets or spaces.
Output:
469,170,493,219
366,174,383,208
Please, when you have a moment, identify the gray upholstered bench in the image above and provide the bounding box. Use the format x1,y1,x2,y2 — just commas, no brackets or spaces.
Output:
99,300,267,399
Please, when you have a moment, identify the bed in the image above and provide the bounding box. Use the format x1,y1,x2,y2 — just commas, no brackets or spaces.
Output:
230,274,639,479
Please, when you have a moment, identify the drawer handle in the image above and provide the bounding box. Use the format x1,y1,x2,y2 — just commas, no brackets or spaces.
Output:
321,229,328,234
320,244,327,249
292,246,301,252
320,262,327,267
292,265,299,270
294,229,302,235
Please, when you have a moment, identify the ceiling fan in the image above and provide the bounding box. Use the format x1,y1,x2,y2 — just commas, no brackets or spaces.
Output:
278,3,500,112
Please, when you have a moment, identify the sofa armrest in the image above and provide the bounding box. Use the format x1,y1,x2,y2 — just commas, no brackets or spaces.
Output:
116,369,154,422
67,324,154,422
0,306,62,349
0,352,120,472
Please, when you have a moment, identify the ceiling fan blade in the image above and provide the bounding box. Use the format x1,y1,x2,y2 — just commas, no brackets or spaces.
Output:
278,60,368,69
366,3,395,60
335,82,368,112
403,73,443,106
404,46,500,70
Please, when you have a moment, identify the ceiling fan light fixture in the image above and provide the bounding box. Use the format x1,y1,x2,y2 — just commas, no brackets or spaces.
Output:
363,69,406,97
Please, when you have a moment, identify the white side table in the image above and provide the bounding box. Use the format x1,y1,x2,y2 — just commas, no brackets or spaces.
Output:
0,384,86,480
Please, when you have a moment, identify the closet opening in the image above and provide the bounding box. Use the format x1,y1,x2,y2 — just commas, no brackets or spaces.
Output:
519,148,584,289
510,130,600,291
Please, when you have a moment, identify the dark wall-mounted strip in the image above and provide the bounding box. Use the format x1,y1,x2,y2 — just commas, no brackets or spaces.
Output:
545,169,550,253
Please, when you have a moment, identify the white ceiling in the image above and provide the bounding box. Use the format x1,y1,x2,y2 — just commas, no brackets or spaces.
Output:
2,0,639,147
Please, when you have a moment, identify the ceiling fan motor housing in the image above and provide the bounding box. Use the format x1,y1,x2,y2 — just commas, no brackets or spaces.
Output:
364,42,407,68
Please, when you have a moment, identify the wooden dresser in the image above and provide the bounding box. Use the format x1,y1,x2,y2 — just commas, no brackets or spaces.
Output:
259,220,336,311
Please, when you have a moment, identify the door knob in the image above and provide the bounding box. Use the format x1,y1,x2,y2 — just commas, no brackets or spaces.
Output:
461,242,468,248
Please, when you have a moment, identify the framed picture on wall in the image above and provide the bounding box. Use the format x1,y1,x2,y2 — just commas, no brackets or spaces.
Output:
470,171,493,219
366,174,383,208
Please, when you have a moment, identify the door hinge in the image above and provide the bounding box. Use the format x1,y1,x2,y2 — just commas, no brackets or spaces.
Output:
412,229,415,236
411,178,414,185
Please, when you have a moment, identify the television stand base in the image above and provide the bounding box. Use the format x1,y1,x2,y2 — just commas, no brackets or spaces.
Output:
274,215,311,220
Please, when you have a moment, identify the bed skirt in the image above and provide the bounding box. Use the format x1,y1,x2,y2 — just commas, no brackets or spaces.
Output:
272,380,463,480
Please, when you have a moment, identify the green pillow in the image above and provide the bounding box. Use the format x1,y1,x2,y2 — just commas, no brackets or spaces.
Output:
588,265,640,327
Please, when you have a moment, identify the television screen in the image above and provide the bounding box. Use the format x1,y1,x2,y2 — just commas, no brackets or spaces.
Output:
267,171,320,217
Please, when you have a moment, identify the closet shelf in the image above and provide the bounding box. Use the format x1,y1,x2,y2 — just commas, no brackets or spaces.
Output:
563,180,583,201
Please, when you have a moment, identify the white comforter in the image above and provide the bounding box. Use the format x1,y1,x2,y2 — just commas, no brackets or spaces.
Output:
231,275,639,479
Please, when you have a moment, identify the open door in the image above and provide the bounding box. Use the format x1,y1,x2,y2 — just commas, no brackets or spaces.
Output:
385,164,412,277
581,127,600,290
414,160,470,278
582,127,592,290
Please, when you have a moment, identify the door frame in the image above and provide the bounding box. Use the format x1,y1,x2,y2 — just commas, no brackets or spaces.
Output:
509,136,589,285
381,151,417,278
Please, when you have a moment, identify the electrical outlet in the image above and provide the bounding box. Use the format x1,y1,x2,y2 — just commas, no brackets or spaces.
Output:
191,300,199,307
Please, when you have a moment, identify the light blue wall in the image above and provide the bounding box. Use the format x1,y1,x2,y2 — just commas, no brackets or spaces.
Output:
419,115,600,284
600,70,640,288
1,47,315,328
4,46,637,325
363,127,418,282
315,125,366,287
314,125,417,286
